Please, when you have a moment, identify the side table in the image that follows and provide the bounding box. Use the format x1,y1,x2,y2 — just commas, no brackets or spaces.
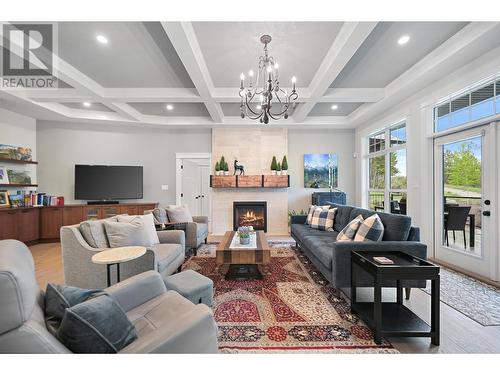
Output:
91,246,147,287
350,250,440,345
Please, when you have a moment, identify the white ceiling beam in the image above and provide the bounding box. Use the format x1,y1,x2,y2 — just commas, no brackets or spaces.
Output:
25,87,202,103
161,22,224,123
293,22,378,123
318,88,385,103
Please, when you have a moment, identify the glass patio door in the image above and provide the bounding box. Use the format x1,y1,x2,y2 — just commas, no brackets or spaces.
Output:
434,124,497,280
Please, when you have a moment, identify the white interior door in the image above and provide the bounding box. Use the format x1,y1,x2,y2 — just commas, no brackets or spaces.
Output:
199,166,210,216
181,159,200,215
433,123,497,280
180,158,211,217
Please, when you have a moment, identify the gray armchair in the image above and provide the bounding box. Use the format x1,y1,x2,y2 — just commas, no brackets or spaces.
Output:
146,208,209,255
0,239,218,354
61,220,186,289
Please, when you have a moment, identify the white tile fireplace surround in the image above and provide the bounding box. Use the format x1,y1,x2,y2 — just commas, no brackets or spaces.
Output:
211,128,289,235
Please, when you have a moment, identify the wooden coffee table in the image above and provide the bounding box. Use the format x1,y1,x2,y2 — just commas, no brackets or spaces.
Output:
216,231,271,280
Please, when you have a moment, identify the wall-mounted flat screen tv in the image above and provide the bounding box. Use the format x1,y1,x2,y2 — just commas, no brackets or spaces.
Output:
74,165,143,201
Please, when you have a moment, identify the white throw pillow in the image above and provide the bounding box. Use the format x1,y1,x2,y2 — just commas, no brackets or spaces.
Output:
117,213,159,246
166,204,193,223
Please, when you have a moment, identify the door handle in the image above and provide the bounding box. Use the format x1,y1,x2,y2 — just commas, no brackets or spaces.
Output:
482,211,491,217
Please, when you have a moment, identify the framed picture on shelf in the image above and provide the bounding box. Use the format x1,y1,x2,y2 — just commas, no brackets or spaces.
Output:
0,166,9,184
7,169,31,184
0,191,9,208
0,144,32,161
8,194,23,208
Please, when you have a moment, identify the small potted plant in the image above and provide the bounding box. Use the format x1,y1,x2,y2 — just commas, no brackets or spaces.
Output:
223,160,229,175
281,155,288,175
271,156,278,175
215,161,221,176
238,226,250,245
276,161,282,175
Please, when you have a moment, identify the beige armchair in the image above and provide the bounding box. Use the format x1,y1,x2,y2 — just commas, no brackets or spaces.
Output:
0,239,218,354
61,219,185,289
146,208,208,255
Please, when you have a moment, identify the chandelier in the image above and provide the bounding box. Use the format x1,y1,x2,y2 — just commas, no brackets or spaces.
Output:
239,34,298,124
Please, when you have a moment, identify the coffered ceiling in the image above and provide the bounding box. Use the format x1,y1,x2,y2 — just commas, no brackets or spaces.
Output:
1,21,500,129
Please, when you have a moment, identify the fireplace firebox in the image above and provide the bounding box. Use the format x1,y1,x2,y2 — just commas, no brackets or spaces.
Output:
233,201,267,232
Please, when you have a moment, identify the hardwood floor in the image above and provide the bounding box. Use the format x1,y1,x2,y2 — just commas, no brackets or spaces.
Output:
29,241,500,354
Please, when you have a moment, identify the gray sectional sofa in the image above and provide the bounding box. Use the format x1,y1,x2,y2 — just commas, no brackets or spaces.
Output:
291,203,427,294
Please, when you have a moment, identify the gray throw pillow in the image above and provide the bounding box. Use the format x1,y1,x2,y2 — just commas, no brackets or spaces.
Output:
57,294,138,353
103,221,149,248
150,208,167,224
44,284,103,335
166,204,193,223
80,217,118,248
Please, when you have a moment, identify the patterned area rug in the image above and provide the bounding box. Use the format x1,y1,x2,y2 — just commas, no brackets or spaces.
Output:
183,241,398,353
422,267,500,326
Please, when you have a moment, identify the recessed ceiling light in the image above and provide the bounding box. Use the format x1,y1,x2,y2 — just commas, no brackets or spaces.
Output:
397,35,410,45
166,104,174,111
96,35,108,45
331,104,338,111
82,102,91,107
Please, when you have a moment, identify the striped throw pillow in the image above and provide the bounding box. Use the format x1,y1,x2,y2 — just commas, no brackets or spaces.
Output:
310,207,337,231
336,215,364,241
354,214,384,242
306,205,330,225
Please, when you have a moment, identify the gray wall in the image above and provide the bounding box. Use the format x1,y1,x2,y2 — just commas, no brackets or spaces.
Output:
36,121,211,204
288,129,356,212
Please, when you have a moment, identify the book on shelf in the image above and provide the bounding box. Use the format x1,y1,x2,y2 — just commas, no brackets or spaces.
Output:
3,190,65,208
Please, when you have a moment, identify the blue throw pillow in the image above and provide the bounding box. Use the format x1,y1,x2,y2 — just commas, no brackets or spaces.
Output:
44,283,103,335
57,294,138,353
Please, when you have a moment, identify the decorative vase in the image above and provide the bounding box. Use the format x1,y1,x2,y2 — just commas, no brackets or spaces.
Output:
224,171,229,176
277,170,282,175
271,170,277,175
281,170,287,175
239,236,250,245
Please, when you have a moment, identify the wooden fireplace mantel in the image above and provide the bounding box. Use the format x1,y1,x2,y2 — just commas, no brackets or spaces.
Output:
210,175,290,188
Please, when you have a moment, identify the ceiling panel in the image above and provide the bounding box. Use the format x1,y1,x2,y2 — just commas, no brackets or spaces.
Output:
331,22,469,88
128,102,209,117
58,22,194,88
61,102,114,112
193,22,344,87
309,102,363,116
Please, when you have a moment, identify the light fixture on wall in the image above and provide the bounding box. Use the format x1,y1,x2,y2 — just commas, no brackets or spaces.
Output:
239,35,298,124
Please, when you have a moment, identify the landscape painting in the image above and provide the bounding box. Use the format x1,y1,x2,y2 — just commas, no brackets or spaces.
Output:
304,153,338,188
7,169,31,184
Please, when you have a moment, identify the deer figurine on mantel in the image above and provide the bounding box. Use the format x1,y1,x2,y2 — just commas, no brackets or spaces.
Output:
234,160,245,175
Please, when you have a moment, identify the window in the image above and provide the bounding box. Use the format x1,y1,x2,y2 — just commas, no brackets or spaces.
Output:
434,77,499,132
367,122,407,214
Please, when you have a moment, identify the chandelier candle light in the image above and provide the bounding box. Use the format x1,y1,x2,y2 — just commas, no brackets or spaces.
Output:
239,35,299,124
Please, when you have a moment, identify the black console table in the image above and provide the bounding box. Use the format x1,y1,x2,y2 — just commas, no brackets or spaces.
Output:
351,250,440,345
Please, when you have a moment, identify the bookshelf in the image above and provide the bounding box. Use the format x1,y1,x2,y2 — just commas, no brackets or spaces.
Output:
0,157,38,165
0,184,38,188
